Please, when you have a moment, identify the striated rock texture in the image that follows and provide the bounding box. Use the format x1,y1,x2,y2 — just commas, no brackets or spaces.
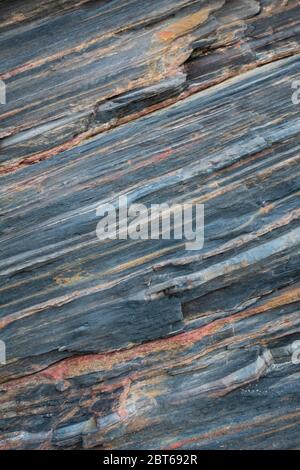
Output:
0,0,300,450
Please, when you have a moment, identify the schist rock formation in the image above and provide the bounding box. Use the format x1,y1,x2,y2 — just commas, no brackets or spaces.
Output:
0,0,300,450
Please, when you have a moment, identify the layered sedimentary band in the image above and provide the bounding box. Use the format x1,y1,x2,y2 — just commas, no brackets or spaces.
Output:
0,0,299,450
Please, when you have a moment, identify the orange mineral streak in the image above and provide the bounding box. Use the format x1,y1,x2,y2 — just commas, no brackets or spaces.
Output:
156,7,216,43
40,322,218,381
115,377,134,419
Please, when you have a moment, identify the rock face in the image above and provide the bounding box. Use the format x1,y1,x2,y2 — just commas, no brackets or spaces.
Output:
0,0,300,450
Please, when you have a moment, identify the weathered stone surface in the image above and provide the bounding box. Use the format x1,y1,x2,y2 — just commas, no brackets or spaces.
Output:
0,0,299,450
